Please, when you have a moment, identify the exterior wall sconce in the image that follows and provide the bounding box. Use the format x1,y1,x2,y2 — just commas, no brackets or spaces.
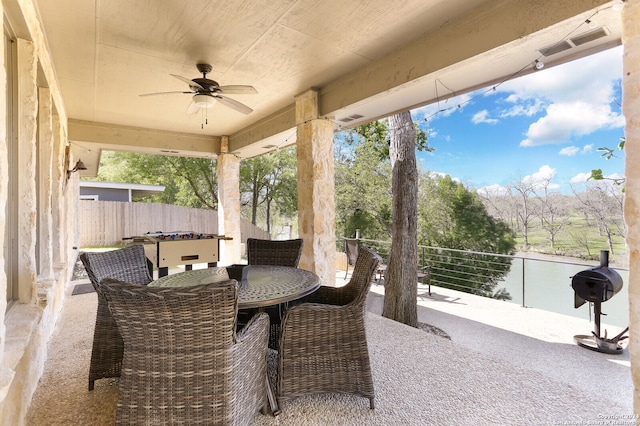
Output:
67,159,87,179
612,0,625,12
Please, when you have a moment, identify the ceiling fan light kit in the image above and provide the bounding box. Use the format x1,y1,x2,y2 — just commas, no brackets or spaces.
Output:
193,94,216,108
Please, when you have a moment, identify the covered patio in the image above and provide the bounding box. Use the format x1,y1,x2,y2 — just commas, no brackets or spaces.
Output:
2,1,640,424
26,271,631,424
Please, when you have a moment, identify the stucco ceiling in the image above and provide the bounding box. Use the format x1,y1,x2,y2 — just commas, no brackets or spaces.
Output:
32,0,622,176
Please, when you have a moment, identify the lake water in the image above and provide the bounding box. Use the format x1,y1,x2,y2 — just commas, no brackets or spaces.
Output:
496,254,629,328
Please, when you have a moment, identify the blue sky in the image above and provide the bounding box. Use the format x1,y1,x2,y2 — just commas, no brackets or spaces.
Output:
410,45,625,194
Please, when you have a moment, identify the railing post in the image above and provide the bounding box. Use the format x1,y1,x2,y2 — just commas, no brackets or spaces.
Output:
521,257,526,307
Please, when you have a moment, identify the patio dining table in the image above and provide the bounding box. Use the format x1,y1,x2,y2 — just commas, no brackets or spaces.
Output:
149,264,320,415
149,265,320,309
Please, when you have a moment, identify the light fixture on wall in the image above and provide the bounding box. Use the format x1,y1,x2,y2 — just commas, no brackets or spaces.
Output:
67,159,87,179
533,59,545,71
612,0,625,12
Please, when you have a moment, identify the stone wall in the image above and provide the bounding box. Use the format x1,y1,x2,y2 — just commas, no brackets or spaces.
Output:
622,0,640,412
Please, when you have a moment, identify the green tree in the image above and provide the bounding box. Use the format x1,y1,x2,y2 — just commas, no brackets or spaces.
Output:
94,149,297,236
92,151,215,208
335,136,392,239
335,119,429,240
240,147,298,235
418,175,516,299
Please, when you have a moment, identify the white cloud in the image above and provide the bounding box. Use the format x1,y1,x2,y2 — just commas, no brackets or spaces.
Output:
498,47,622,103
560,144,594,156
569,171,624,186
522,165,560,189
607,172,625,181
471,110,499,125
429,171,460,183
477,184,509,196
493,46,625,147
500,98,545,118
519,101,625,147
559,146,579,156
570,172,591,184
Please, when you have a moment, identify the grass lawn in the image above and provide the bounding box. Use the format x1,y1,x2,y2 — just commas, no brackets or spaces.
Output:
514,218,628,266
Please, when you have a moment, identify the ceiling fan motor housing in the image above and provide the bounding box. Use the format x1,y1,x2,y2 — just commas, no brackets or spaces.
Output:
192,78,220,93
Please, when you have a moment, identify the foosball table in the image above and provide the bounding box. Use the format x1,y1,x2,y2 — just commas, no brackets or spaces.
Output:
126,231,230,278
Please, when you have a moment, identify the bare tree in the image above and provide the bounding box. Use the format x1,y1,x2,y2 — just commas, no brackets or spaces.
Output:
572,182,622,255
509,177,537,250
382,111,418,327
533,178,571,250
478,187,517,229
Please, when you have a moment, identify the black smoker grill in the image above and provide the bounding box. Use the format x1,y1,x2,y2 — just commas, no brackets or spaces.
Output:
571,250,628,354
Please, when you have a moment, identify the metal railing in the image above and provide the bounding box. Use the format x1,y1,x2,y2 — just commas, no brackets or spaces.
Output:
343,237,630,327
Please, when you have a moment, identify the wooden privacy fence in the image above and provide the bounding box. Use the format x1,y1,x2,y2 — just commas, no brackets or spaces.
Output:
78,201,270,247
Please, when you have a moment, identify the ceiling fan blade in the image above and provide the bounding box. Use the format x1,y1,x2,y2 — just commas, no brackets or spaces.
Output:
186,100,201,115
171,74,205,91
219,85,257,95
216,95,253,114
139,91,192,97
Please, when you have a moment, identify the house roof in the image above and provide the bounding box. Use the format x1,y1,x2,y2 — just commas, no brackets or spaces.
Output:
79,180,165,199
30,0,621,176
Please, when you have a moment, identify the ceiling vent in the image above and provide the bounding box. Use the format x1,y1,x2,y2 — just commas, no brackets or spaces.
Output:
339,114,364,123
570,27,610,46
538,26,610,57
538,40,572,57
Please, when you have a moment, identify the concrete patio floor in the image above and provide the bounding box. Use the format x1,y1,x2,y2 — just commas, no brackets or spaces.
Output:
25,269,634,425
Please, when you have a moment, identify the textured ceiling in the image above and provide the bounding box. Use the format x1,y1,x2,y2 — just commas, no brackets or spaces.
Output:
32,0,621,174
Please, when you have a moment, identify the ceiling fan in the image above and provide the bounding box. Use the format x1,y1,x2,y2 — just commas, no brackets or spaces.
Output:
140,63,257,115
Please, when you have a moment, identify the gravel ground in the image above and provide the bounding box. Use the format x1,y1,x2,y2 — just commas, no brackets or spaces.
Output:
26,278,632,426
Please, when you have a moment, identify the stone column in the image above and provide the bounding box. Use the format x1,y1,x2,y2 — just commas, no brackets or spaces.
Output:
37,89,54,276
0,0,8,366
36,88,55,305
51,117,66,272
295,89,336,286
17,39,38,304
217,136,241,265
623,0,640,413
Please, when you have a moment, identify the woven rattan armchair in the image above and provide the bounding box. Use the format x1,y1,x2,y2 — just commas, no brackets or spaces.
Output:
80,245,153,391
245,238,303,349
277,247,381,409
99,278,270,425
246,238,303,267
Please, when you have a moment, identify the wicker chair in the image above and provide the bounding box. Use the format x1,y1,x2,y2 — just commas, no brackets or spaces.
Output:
277,247,381,409
245,238,303,349
246,238,303,267
80,245,153,391
99,278,270,425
